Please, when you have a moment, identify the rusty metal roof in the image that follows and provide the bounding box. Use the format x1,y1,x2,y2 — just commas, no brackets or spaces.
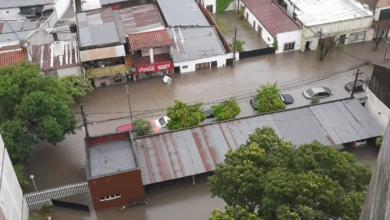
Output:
242,0,300,36
32,41,79,71
80,45,126,62
128,30,171,50
132,99,382,185
0,43,24,66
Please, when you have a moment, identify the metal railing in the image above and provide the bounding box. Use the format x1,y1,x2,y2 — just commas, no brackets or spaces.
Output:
24,181,89,210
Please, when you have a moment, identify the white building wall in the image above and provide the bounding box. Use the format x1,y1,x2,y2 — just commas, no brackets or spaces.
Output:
241,4,274,46
283,0,294,16
175,53,237,73
275,30,301,53
300,16,373,52
0,8,22,20
141,47,170,57
57,66,83,78
365,88,390,133
203,0,216,13
0,135,29,220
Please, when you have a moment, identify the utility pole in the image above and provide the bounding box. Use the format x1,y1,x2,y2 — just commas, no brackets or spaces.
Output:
232,27,237,66
351,68,363,98
80,103,89,137
125,84,134,137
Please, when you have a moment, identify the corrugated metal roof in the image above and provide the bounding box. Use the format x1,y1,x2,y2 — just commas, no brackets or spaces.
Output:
128,30,171,50
132,99,382,185
32,41,80,71
242,0,300,36
80,45,126,62
76,7,120,47
167,26,226,63
0,43,24,66
156,0,209,26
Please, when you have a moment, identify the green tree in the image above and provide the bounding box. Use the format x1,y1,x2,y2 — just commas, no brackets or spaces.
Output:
133,118,152,136
376,136,383,146
209,205,262,220
13,164,29,190
59,74,93,101
229,39,245,52
166,100,205,130
0,61,77,164
208,127,371,220
212,99,241,121
254,82,285,113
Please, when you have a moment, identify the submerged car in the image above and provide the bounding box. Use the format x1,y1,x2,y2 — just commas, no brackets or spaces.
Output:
250,98,260,110
203,109,214,118
345,80,365,93
155,116,170,128
279,94,294,105
302,86,333,99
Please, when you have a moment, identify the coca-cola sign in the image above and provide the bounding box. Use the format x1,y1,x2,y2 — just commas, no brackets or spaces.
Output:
136,62,172,73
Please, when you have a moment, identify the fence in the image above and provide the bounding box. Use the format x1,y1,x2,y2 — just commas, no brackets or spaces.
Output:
24,181,89,210
239,47,276,59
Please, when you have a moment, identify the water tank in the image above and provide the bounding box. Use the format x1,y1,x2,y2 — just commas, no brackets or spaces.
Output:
69,24,77,33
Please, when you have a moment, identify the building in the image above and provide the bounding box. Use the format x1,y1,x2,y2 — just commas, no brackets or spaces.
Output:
0,42,26,67
283,0,373,52
85,132,144,211
199,0,216,14
365,59,390,131
167,26,228,73
356,0,390,37
238,0,301,53
0,135,29,220
0,0,54,20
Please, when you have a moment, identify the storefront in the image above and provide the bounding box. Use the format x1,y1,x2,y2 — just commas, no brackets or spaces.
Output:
135,61,174,80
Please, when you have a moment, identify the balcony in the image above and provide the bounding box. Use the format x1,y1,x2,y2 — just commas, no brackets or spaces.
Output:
85,64,132,78
134,53,171,65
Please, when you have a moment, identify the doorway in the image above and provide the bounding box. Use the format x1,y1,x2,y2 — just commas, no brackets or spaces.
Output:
305,41,311,51
339,34,346,44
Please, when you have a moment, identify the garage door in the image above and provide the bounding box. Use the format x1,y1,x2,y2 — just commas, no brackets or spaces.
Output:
349,31,366,43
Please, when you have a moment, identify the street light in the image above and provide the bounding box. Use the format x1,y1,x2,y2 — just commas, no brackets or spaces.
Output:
30,175,37,191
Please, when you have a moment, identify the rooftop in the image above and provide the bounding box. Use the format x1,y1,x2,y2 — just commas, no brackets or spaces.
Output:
0,20,41,34
0,31,33,43
156,0,209,27
167,26,226,63
0,0,54,9
0,43,25,66
372,59,390,69
76,7,120,48
291,0,372,26
128,30,171,50
32,41,80,71
80,45,126,62
242,0,300,36
133,99,382,185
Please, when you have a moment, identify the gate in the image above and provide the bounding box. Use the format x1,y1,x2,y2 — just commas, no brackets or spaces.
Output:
239,47,276,59
24,181,89,210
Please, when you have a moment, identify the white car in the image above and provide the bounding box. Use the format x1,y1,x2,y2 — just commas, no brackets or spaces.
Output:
155,116,170,128
302,86,333,99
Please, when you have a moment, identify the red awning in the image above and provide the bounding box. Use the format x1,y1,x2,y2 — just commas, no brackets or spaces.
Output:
136,61,173,73
128,30,171,50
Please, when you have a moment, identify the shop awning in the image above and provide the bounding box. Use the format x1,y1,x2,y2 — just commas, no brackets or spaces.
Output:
80,45,126,62
85,64,131,78
136,61,173,73
128,30,171,51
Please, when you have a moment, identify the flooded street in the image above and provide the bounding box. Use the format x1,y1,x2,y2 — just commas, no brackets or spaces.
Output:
24,41,388,219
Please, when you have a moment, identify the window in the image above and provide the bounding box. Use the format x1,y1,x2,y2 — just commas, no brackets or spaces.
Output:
100,194,121,202
283,42,295,51
379,8,390,20
267,37,270,42
183,65,188,69
246,13,248,19
206,5,213,13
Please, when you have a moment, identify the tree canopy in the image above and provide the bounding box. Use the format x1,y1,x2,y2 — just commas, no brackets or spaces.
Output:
59,74,93,101
212,99,241,121
0,62,78,164
166,100,205,130
209,205,262,220
133,118,152,136
254,83,285,113
208,127,371,220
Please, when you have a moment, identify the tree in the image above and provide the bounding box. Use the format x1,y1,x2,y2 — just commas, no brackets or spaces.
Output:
212,99,241,121
208,127,371,220
133,118,152,136
254,82,285,113
230,39,245,52
13,164,29,190
209,205,262,220
317,36,338,61
166,100,205,130
372,23,389,51
0,61,77,164
59,74,93,101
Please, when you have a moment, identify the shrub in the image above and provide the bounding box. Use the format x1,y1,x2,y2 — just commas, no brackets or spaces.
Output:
212,99,241,120
311,95,320,104
133,118,153,136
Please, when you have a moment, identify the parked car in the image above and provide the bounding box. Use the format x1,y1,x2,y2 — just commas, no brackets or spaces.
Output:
344,79,365,93
279,94,294,105
116,124,134,132
250,98,260,110
203,109,214,118
155,116,170,128
302,86,333,99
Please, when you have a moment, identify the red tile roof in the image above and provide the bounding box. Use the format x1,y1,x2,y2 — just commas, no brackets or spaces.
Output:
0,47,24,66
128,30,171,50
242,0,300,36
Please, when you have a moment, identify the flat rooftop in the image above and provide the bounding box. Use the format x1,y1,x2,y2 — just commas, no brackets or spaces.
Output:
242,0,299,36
89,140,136,178
156,0,209,27
291,0,372,26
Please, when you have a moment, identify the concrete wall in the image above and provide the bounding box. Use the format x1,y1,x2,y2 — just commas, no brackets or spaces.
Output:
0,135,29,220
174,54,228,73
276,30,302,53
141,47,169,57
300,16,373,52
365,88,390,132
0,8,21,20
57,66,83,78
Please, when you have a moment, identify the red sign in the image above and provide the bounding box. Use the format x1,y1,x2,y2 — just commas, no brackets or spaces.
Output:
136,61,172,73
